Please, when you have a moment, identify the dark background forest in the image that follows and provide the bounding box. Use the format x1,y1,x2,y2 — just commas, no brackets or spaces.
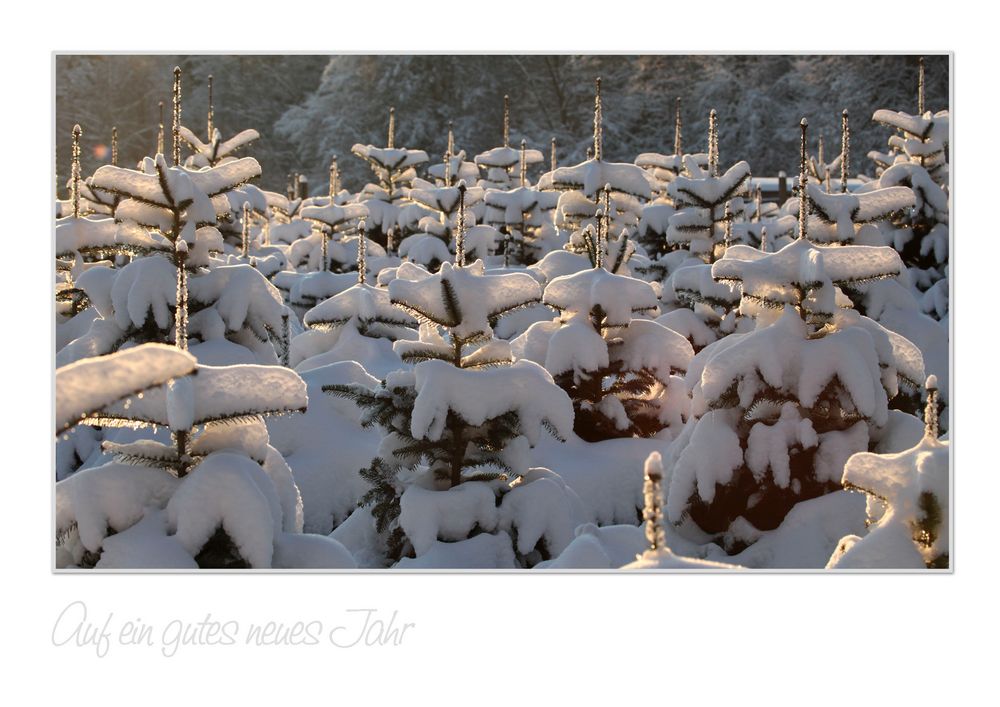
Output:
55,54,948,194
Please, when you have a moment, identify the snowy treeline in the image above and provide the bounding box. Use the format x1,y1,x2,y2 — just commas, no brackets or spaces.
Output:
56,55,948,193
54,57,949,570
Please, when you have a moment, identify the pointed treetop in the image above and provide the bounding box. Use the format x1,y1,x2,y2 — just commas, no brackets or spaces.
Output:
241,200,251,259
841,109,850,194
918,57,926,115
593,77,603,161
388,106,395,148
760,225,768,253
111,126,118,166
723,200,733,252
207,73,215,138
447,120,455,156
708,109,719,176
455,182,467,267
924,374,939,439
157,100,165,156
171,66,182,166
674,97,683,156
503,94,510,148
643,451,666,551
357,219,368,285
329,154,340,197
550,136,557,172
798,118,809,240
71,124,82,219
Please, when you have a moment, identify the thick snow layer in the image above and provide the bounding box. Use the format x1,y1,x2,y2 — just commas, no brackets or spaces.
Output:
667,409,744,520
55,216,119,258
498,470,586,557
108,256,178,332
352,144,428,171
807,184,915,243
726,490,868,568
94,363,307,427
474,146,544,169
618,319,693,379
862,280,949,403
623,547,738,569
542,320,609,377
304,283,416,335
301,202,368,229
390,259,541,341
872,109,949,142
399,482,499,556
540,158,655,200
188,338,258,366
826,521,926,569
410,184,485,215
395,531,517,569
690,308,895,427
836,434,949,567
293,325,406,379
95,510,198,569
655,309,718,349
535,523,648,569
543,267,659,326
166,452,284,568
190,265,285,339
56,462,181,553
267,362,382,534
56,344,197,433
410,359,574,445
484,187,559,224
272,532,356,569
529,250,592,285
186,158,263,198
670,263,740,307
529,434,665,525
668,161,751,207
713,238,903,304
270,220,313,245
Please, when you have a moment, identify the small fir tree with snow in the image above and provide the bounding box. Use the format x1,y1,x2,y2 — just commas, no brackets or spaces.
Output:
352,107,429,240
665,109,752,263
539,78,655,248
325,198,576,565
828,375,948,569
290,221,419,377
473,95,544,190
56,351,350,569
662,119,925,550
513,248,693,442
179,75,260,169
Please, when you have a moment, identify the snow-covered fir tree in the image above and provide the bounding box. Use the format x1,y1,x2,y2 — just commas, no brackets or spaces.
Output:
828,375,948,569
325,197,578,566
662,119,926,552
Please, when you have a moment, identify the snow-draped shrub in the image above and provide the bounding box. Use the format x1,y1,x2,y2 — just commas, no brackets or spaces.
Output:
663,233,925,551
828,377,948,569
325,257,578,566
666,158,751,262
53,361,345,569
514,265,692,441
